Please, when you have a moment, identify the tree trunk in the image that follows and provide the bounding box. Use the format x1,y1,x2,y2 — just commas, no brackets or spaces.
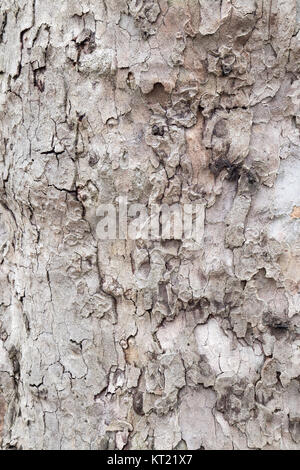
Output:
0,0,300,450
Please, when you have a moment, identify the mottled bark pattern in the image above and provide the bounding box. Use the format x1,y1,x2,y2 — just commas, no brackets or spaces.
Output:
0,0,300,450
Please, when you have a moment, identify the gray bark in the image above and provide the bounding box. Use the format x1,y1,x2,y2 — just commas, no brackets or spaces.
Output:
0,0,300,450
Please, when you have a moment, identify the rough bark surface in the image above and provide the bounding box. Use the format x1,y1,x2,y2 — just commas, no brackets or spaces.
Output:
0,0,300,450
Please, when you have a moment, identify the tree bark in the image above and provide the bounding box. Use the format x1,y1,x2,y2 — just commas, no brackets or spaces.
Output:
0,0,300,450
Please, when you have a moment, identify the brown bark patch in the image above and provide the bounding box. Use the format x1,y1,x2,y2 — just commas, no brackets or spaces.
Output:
0,395,6,439
291,206,300,218
124,338,144,367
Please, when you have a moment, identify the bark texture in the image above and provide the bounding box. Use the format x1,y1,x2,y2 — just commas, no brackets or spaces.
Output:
0,0,300,450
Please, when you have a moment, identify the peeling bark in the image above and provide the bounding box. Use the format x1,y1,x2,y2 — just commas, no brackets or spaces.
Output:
0,0,300,450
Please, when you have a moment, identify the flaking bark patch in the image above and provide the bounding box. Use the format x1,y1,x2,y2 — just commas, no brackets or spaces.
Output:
0,0,299,450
